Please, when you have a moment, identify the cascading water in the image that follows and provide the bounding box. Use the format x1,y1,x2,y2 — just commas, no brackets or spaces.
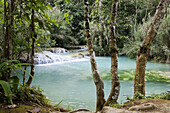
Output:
50,48,67,53
34,48,88,65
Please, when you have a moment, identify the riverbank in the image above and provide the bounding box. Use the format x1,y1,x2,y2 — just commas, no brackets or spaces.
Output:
0,99,169,113
101,99,170,113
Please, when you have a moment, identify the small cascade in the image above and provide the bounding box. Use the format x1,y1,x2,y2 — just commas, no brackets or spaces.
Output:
50,48,67,53
34,51,87,65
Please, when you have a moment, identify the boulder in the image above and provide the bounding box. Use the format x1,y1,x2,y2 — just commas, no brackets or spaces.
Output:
129,103,157,111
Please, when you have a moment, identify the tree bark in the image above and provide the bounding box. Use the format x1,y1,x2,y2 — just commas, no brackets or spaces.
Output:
144,0,150,22
104,0,120,106
143,0,150,31
134,0,138,33
98,0,103,48
3,0,14,82
84,0,105,112
26,6,37,86
134,0,169,96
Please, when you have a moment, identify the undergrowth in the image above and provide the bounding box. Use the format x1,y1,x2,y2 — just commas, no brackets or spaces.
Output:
0,85,50,106
124,91,170,102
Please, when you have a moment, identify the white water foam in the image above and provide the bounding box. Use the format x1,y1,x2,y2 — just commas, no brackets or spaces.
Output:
34,51,88,65
36,58,89,66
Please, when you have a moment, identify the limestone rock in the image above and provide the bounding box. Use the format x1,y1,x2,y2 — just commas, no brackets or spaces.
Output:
129,103,157,111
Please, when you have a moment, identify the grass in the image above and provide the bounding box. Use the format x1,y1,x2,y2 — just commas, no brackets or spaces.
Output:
110,104,122,108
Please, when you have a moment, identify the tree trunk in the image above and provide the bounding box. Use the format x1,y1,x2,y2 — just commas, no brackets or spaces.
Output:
26,7,36,86
143,0,150,31
144,0,150,22
104,0,120,106
98,0,103,48
134,0,169,96
84,0,105,112
134,0,138,33
3,0,14,82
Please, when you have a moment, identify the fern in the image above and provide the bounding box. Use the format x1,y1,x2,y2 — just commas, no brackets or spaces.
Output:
11,76,20,93
0,80,13,104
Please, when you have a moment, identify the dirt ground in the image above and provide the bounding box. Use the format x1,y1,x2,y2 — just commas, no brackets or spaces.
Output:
101,99,170,113
0,99,169,113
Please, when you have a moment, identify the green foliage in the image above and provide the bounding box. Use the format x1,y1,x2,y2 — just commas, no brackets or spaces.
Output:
46,0,85,46
134,92,146,100
124,91,170,104
0,60,30,105
110,103,122,108
0,60,49,105
15,85,49,105
11,76,20,93
94,45,109,56
123,13,170,62
150,91,170,100
123,94,133,101
0,80,13,104
66,0,71,3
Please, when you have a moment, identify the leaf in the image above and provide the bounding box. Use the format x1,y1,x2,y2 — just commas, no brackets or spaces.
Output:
11,76,19,92
65,18,69,23
64,12,69,18
12,11,19,15
66,0,71,3
0,60,19,72
0,8,4,12
0,80,13,104
54,23,59,27
47,4,53,10
38,20,44,29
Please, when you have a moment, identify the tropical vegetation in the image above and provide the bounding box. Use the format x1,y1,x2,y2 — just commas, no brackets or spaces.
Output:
0,0,169,112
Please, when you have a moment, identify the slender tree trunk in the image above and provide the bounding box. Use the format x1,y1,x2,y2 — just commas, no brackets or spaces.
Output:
104,24,109,45
23,52,30,85
84,0,105,111
3,0,14,82
144,0,150,22
26,7,36,86
134,0,169,96
143,0,150,31
98,0,103,48
134,0,138,33
104,0,120,106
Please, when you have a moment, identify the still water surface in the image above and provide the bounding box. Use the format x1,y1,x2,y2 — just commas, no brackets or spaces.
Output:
30,56,170,111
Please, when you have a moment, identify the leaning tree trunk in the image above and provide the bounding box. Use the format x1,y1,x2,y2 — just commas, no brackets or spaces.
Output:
134,0,169,96
26,7,37,86
3,0,14,82
84,0,105,111
104,0,120,106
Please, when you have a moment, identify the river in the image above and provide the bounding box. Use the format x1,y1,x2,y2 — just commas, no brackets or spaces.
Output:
26,56,170,111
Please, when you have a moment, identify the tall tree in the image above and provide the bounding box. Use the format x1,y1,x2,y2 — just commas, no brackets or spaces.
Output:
98,0,104,48
134,0,138,33
3,0,14,82
104,0,120,105
26,2,37,86
134,0,169,96
84,0,105,111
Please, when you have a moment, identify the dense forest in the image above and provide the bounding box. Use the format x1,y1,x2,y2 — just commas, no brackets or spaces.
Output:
0,0,169,112
0,0,169,63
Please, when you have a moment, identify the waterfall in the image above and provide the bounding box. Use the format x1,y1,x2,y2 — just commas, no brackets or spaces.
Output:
34,48,88,65
50,48,67,53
